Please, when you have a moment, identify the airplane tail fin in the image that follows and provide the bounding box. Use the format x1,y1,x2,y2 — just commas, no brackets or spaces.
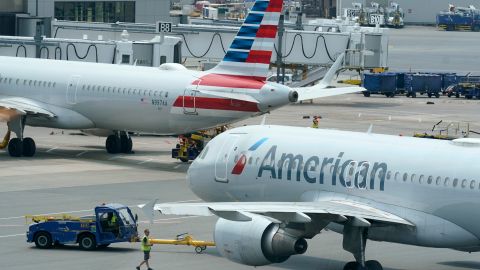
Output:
208,0,283,81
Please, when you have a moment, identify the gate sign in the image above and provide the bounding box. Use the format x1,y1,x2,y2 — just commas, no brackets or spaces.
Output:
369,14,384,25
345,9,360,18
156,22,172,33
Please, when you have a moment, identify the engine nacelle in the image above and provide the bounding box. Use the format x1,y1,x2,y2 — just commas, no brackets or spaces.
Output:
214,214,308,266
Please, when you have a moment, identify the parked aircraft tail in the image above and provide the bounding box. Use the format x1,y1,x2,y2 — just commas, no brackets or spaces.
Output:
208,0,283,81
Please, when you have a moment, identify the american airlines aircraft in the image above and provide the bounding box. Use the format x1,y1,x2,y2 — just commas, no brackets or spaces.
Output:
0,0,360,157
143,125,480,270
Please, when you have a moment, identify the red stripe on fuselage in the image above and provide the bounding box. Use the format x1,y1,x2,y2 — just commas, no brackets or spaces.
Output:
266,0,283,12
246,50,272,64
192,74,266,89
173,96,260,112
256,25,278,38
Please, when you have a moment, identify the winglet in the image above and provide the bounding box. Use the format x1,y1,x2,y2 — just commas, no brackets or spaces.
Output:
317,53,345,89
139,199,158,224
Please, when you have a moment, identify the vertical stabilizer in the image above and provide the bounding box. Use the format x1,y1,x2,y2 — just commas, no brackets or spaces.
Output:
208,0,283,81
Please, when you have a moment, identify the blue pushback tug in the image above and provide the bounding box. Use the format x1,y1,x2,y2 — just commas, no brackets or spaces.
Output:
26,204,138,250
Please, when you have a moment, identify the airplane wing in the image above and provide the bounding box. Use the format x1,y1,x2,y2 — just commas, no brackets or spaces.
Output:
0,96,56,121
140,200,413,226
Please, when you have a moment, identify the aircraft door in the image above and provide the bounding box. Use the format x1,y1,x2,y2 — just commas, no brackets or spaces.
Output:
183,79,200,115
66,75,81,105
214,135,239,183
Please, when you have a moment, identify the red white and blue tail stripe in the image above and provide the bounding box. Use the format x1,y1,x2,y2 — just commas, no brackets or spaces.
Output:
208,0,283,81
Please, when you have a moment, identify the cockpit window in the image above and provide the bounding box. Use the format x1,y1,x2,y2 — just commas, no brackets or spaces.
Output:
199,146,209,159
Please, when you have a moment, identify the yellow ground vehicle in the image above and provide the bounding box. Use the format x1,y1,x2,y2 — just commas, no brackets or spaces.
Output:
172,126,227,162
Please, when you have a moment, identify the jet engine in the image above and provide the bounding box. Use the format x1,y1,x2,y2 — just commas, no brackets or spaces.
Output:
214,214,308,266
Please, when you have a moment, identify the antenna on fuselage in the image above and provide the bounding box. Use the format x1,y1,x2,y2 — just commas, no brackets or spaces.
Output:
260,115,267,125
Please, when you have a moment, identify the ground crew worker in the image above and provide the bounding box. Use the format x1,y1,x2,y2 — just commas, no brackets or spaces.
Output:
107,212,119,237
136,229,153,270
311,116,320,128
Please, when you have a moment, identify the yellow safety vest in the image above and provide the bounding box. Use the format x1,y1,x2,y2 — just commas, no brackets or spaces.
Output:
312,122,319,128
141,236,151,252
109,215,117,226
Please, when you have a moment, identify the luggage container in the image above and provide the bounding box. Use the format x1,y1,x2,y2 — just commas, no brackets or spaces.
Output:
404,73,442,98
362,73,397,97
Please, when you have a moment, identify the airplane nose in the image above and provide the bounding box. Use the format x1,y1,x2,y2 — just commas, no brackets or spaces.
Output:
289,91,299,102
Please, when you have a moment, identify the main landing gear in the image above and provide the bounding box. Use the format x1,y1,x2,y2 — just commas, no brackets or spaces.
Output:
4,116,36,157
342,218,383,270
105,132,133,154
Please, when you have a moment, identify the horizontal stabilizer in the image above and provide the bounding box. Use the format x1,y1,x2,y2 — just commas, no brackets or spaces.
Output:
296,86,364,101
198,89,260,103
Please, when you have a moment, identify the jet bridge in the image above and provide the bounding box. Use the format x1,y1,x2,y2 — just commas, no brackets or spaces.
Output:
0,19,389,84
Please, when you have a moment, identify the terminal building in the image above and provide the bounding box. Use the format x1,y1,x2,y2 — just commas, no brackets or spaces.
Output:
2,0,478,26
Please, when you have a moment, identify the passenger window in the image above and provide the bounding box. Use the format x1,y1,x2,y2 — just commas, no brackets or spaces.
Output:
234,155,238,162
453,178,458,187
402,173,408,182
248,157,252,165
386,171,391,180
255,158,260,165
444,177,450,187
470,180,475,190
16,79,19,85
427,176,433,184
394,172,399,181
410,174,416,182
419,175,424,184
461,179,467,188
436,176,441,185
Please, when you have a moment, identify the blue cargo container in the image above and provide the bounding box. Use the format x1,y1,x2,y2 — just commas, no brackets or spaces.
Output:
404,73,442,98
442,73,457,89
363,73,397,97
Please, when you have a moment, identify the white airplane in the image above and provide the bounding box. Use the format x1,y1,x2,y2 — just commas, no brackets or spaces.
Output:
0,0,361,157
142,125,480,270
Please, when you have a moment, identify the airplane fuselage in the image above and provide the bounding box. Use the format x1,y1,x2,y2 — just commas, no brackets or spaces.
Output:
0,56,293,134
188,125,480,251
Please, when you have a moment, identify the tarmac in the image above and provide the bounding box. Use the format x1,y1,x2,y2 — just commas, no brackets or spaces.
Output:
0,26,480,270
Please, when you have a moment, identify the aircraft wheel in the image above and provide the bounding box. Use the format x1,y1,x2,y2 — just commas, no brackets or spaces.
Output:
195,246,203,254
22,137,36,157
366,260,383,270
34,231,53,249
343,261,361,270
120,135,133,153
8,138,23,157
106,135,121,154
